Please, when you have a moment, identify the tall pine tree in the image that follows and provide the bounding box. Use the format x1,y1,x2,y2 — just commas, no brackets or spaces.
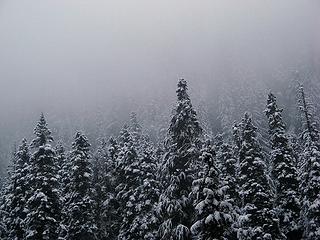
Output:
65,132,97,240
25,113,61,240
2,138,31,240
191,140,233,240
297,86,320,239
265,92,301,239
237,113,283,240
158,79,202,240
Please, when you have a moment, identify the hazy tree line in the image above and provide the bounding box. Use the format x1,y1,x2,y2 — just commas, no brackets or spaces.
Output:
0,78,320,240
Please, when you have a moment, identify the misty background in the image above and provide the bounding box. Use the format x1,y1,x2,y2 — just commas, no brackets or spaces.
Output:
0,0,319,174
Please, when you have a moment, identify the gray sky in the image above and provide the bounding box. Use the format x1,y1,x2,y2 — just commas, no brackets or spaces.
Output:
0,0,319,155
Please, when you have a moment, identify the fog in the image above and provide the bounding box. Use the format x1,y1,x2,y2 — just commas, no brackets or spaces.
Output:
0,0,319,171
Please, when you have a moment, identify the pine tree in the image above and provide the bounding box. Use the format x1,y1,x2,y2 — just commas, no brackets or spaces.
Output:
2,138,31,240
115,126,147,239
297,85,319,143
300,138,320,240
65,132,97,240
118,133,160,240
297,86,320,239
218,141,240,240
0,150,18,239
191,140,233,240
129,112,142,145
158,79,202,240
30,113,54,149
25,114,61,240
114,113,162,239
0,177,8,239
103,136,121,240
237,113,283,240
55,142,70,199
265,92,301,239
92,138,109,240
219,143,238,206
55,142,66,181
56,142,71,239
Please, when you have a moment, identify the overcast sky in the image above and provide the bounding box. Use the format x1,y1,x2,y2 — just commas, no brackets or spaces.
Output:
0,0,319,146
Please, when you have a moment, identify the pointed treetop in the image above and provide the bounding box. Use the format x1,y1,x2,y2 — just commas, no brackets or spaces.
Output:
297,84,319,143
176,78,190,101
56,141,65,152
30,113,53,148
16,138,30,165
242,112,257,141
265,92,286,134
72,132,91,153
18,138,29,153
118,124,132,146
167,79,202,150
130,111,142,131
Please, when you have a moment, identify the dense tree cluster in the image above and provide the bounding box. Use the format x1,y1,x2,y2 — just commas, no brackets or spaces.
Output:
0,79,319,240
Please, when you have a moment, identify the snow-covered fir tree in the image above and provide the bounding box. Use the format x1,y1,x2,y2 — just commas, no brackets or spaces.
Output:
30,113,54,149
300,137,320,240
103,136,122,240
55,142,66,181
92,138,108,240
265,92,301,239
115,123,160,240
129,112,142,145
237,113,284,240
55,142,71,239
157,79,202,240
132,135,161,239
2,138,31,240
55,142,70,200
297,85,319,143
115,126,140,239
297,86,320,239
25,113,61,240
64,132,97,240
218,143,238,206
191,140,233,240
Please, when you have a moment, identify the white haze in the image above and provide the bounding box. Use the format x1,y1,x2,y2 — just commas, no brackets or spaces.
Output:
0,0,319,170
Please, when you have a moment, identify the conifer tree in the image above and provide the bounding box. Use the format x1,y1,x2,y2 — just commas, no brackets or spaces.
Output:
237,113,283,240
158,79,202,240
265,92,301,238
116,114,161,239
92,138,110,240
65,132,97,240
191,140,233,240
297,86,320,239
129,112,142,145
115,126,139,238
300,137,320,240
55,142,66,181
103,137,121,240
297,85,319,143
117,132,160,240
219,143,238,205
30,113,54,149
0,150,17,239
2,138,31,240
25,114,61,240
56,142,71,239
